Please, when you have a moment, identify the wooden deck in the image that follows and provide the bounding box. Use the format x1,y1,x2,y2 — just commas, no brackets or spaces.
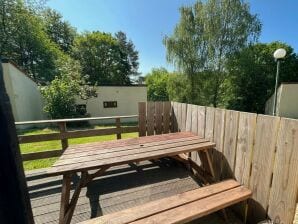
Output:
26,160,243,224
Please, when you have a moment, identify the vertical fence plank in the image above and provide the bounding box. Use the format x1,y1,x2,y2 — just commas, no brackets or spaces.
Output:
177,103,182,131
185,104,192,132
205,107,215,141
268,118,298,224
190,105,198,161
213,108,226,181
234,112,257,187
222,110,239,179
181,103,187,131
248,115,280,223
146,102,155,136
171,102,178,132
163,102,171,134
115,117,121,139
58,122,68,150
197,106,206,138
155,102,163,135
138,102,146,137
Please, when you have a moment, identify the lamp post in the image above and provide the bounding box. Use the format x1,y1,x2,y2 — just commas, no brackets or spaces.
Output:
272,48,286,116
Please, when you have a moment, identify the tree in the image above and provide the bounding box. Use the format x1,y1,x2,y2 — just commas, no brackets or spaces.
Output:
146,68,170,101
42,9,77,53
164,0,261,106
225,42,298,113
167,73,192,103
72,31,140,85
40,57,97,119
0,0,63,82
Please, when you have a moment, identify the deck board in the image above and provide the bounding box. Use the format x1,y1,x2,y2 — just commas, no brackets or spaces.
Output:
27,160,243,224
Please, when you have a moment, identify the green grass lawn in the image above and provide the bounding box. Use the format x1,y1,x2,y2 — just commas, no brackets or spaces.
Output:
19,124,138,170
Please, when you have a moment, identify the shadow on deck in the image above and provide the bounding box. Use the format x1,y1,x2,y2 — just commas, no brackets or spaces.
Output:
26,159,243,224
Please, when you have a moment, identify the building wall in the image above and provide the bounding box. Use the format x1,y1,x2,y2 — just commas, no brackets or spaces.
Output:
76,86,147,124
265,83,298,119
2,62,45,124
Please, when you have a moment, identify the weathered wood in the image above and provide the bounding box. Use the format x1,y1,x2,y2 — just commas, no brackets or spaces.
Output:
130,186,252,224
205,107,215,141
248,115,280,223
58,122,68,150
222,110,239,179
59,174,71,224
267,118,298,224
190,105,198,161
79,180,241,224
0,56,34,224
138,102,146,136
213,108,226,181
22,149,62,161
177,102,182,131
170,102,178,132
163,101,171,133
115,117,121,139
146,102,155,136
195,106,206,167
155,102,163,134
234,112,257,187
181,103,187,131
186,104,192,132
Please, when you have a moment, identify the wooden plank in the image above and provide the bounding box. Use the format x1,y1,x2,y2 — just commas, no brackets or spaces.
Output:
222,110,239,179
177,102,182,131
115,118,121,139
18,126,138,144
155,102,163,135
48,141,215,175
268,118,298,224
130,186,252,224
213,108,226,181
79,180,241,224
170,102,178,132
248,115,280,223
53,139,210,167
234,112,257,187
205,107,215,141
197,106,206,138
185,104,192,132
59,174,71,224
146,102,155,136
163,101,171,133
58,122,68,150
190,105,198,161
181,103,187,131
138,102,146,136
22,149,62,161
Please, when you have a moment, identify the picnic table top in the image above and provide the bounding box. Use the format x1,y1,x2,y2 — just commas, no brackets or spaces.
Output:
47,132,215,176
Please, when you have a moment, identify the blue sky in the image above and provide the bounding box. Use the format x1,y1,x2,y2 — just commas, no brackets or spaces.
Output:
47,0,298,75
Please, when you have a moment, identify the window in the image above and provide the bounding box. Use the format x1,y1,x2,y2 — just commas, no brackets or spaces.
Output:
75,104,87,115
103,101,117,108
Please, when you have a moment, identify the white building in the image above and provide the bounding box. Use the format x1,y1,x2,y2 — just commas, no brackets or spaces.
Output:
265,83,298,119
2,59,147,125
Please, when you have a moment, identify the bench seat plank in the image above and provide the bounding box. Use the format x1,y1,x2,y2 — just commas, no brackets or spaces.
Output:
79,180,251,224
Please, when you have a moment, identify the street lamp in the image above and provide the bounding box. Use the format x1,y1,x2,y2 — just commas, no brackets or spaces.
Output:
272,48,286,116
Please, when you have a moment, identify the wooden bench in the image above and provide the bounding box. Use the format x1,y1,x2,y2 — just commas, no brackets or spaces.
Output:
79,179,251,224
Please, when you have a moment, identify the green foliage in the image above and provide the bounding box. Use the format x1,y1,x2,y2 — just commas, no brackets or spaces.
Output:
40,57,97,119
0,0,63,82
146,68,170,101
224,42,298,113
167,73,191,103
72,31,139,85
164,0,261,106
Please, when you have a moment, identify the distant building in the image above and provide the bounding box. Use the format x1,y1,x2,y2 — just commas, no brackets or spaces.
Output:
2,59,147,126
265,83,298,119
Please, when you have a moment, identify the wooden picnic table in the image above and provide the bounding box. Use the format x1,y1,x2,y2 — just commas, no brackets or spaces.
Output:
47,132,216,224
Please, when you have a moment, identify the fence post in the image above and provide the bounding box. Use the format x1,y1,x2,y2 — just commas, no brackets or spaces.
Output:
115,117,121,139
58,121,68,151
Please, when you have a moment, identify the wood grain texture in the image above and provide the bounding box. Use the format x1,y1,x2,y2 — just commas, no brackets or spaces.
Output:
138,102,146,137
22,149,62,161
197,106,206,138
190,105,198,161
79,180,241,224
222,110,239,180
234,112,257,187
155,102,163,135
146,102,155,136
205,107,215,141
268,118,298,224
177,103,182,131
181,103,187,131
163,101,171,133
248,115,280,223
186,104,192,132
213,108,226,181
170,102,178,132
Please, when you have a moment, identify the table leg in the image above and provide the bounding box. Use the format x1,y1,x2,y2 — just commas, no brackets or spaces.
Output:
204,150,215,179
59,174,71,224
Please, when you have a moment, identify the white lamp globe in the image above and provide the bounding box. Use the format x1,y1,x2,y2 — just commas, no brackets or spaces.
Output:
273,48,286,59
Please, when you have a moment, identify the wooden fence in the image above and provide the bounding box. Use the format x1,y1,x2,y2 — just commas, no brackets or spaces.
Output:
16,115,138,161
139,101,298,224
